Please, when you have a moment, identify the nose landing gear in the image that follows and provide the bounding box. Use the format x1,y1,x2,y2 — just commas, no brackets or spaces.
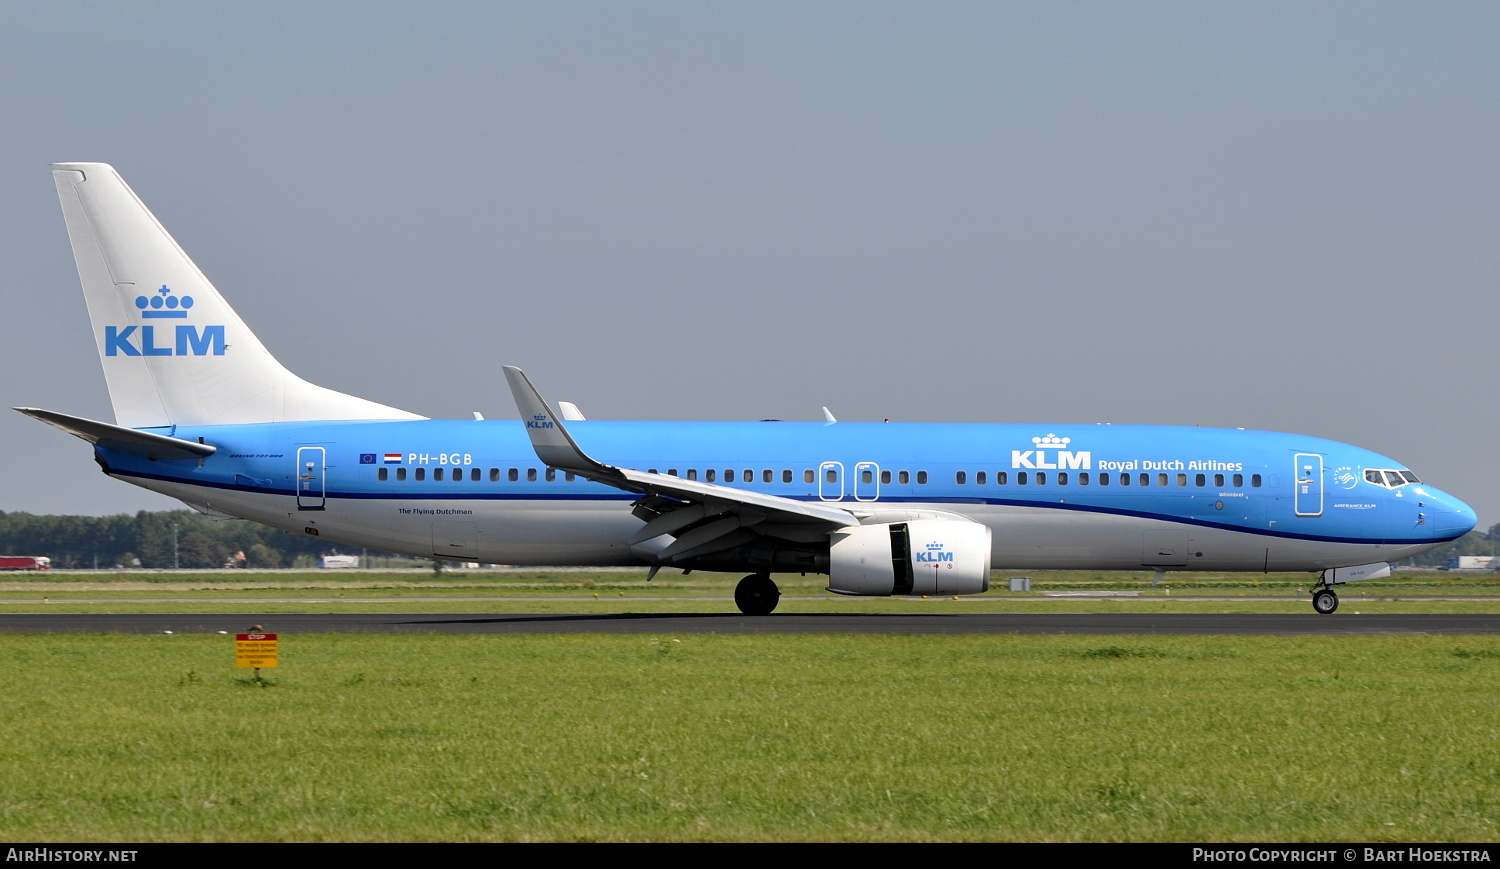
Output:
734,574,781,615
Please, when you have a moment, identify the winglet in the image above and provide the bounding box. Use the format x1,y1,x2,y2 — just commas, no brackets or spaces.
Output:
822,406,837,423
502,366,610,474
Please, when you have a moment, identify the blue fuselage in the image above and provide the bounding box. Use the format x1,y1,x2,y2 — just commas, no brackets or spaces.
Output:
95,419,1475,573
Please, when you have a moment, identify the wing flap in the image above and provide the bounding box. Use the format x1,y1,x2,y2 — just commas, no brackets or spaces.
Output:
615,469,858,527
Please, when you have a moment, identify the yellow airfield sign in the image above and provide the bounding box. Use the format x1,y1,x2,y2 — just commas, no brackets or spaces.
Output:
235,633,279,668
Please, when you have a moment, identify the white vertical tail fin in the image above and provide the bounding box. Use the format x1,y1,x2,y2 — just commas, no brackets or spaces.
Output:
51,163,423,428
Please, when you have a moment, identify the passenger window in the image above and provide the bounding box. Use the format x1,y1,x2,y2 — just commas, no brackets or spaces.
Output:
546,468,557,482
415,468,425,481
565,472,576,482
472,468,481,482
706,469,717,482
744,470,753,483
826,469,837,484
898,470,910,484
489,468,500,482
996,471,1007,485
1017,471,1028,485
1098,472,1108,486
508,468,519,482
783,470,793,483
916,471,928,485
862,469,873,484
527,468,537,482
688,469,698,481
955,471,967,485
763,469,773,483
378,467,388,481
1232,474,1242,487
1057,472,1068,485
396,467,407,481
881,470,891,484
1158,473,1168,487
1251,474,1262,487
1176,473,1187,487
804,470,814,484
976,471,986,485
1141,473,1150,487
1036,472,1047,485
435,468,445,481
1120,473,1130,486
1195,474,1206,487
1213,473,1223,487
668,469,678,477
1078,472,1089,485
726,470,735,482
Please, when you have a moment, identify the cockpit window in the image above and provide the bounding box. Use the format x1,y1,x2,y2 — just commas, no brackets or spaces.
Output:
1366,468,1419,488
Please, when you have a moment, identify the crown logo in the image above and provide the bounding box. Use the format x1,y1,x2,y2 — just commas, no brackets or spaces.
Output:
135,285,195,319
1032,433,1071,448
533,413,548,421
925,542,944,550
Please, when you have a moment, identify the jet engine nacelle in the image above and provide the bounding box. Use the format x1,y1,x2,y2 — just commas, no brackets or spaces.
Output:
828,519,992,596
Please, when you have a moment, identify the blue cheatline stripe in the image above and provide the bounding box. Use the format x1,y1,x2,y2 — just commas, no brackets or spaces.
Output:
111,468,1447,546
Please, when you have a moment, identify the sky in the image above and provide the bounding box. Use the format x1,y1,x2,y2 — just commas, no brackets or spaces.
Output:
1,2,1497,526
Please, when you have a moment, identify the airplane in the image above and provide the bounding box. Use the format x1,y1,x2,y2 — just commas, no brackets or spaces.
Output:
18,163,1477,615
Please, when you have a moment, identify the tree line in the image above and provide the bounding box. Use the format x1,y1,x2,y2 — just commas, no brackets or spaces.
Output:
1410,525,1500,568
0,510,405,570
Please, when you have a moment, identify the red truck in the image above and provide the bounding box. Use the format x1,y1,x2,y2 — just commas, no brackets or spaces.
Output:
0,556,51,570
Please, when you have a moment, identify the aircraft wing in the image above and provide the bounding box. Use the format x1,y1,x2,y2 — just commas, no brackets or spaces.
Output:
503,367,858,565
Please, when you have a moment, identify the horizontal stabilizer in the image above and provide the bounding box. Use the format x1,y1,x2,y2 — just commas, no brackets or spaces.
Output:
14,407,216,460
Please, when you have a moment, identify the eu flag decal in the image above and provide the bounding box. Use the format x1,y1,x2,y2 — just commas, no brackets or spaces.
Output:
360,453,376,464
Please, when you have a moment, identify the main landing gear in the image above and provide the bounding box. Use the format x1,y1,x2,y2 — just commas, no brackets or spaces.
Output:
1310,583,1339,615
735,574,781,615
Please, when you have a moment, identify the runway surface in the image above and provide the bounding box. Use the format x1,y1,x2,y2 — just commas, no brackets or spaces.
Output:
0,612,1496,635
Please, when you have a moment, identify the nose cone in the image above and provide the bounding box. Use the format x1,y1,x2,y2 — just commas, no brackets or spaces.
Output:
1424,488,1478,541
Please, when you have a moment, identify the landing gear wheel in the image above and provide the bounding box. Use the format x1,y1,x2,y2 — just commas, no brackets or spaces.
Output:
1312,589,1339,615
735,574,780,615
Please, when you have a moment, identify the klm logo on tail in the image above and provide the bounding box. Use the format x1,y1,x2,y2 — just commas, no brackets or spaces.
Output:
104,285,225,357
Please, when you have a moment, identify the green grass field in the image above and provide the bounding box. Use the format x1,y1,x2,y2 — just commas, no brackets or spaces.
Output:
1,632,1498,842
